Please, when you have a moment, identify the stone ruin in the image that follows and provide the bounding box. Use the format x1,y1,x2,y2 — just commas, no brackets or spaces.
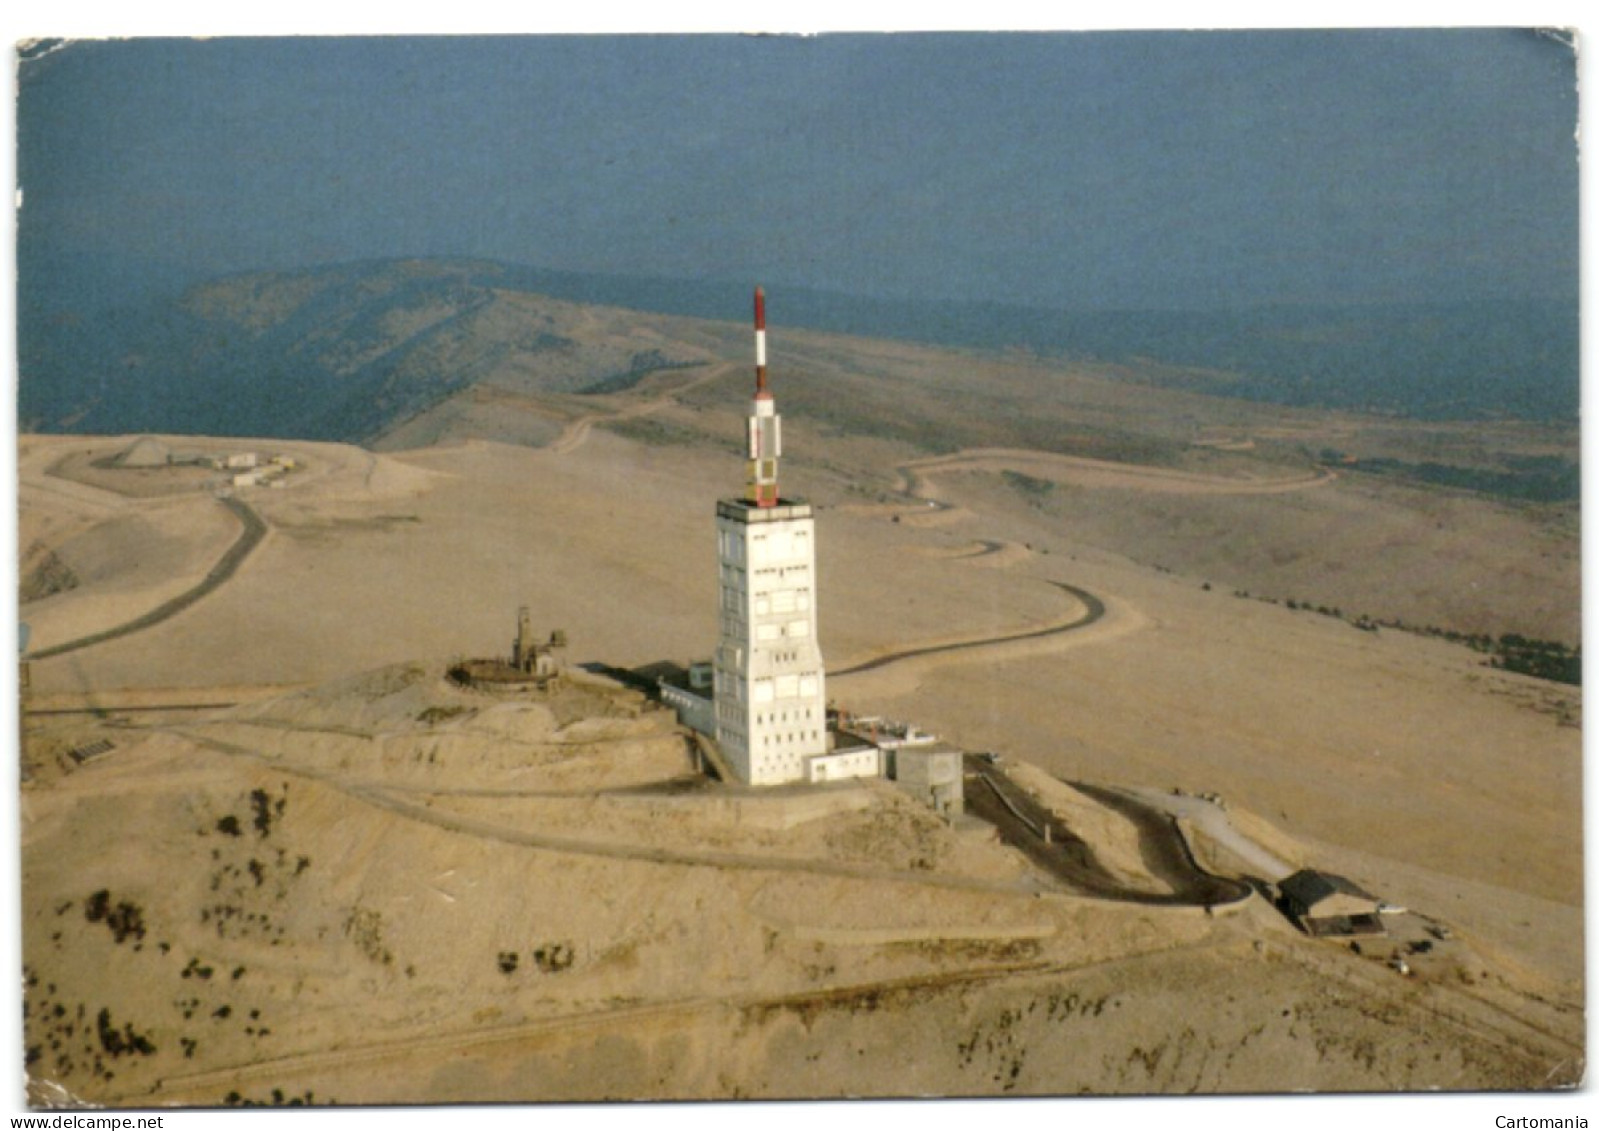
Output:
448,607,568,692
512,606,567,679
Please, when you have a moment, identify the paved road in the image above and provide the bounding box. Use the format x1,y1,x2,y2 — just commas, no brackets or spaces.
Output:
1119,786,1294,881
28,496,268,662
827,449,1114,678
964,757,1251,908
830,580,1106,677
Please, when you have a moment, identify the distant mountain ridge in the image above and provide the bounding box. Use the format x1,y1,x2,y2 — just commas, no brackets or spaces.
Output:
17,256,1579,442
18,259,725,443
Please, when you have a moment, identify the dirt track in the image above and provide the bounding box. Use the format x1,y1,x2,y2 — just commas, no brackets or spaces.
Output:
548,362,734,454
172,724,1043,897
900,448,1338,496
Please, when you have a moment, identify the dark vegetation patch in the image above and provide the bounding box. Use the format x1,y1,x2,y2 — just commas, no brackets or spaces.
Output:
532,943,575,973
1001,470,1056,502
96,1007,156,1058
578,351,703,395
250,786,287,837
83,890,147,945
1244,589,1581,687
199,790,306,943
20,548,79,603
417,705,472,725
901,937,1042,964
345,908,395,967
598,416,713,448
1320,450,1579,503
222,1088,320,1107
1489,634,1582,685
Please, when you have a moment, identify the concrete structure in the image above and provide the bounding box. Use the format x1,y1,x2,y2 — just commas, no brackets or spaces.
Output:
838,715,939,768
656,661,719,739
891,744,964,817
660,680,716,739
713,289,829,786
67,739,115,766
656,289,953,801
1278,869,1387,937
805,745,880,784
713,502,828,784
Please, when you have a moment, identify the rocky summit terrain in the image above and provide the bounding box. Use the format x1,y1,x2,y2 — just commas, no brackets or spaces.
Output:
15,285,1583,1104
20,662,1581,1105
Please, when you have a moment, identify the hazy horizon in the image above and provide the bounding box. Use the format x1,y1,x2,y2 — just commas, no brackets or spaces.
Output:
16,30,1580,313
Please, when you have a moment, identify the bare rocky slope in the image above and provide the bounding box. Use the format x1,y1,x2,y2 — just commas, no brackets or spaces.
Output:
15,291,1583,1104
20,664,1581,1105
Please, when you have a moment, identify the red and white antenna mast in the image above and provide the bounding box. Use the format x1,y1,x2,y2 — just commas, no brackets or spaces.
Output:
746,286,781,507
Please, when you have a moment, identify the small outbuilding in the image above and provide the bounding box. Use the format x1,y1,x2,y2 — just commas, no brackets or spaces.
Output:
891,743,965,818
1278,869,1387,937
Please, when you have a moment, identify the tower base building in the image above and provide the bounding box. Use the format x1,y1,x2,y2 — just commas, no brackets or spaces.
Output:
713,498,828,785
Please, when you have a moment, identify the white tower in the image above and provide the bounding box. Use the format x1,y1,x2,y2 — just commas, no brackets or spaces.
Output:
712,288,828,786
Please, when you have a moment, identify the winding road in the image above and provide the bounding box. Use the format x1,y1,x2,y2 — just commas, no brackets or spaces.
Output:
829,449,1121,677
966,758,1252,908
830,581,1106,677
548,361,734,455
898,447,1338,497
540,359,1127,682
27,496,268,661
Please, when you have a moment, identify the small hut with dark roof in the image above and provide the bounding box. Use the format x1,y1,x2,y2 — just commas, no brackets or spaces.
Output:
1278,869,1387,937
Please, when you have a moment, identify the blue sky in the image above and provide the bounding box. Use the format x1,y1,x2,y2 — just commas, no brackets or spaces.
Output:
15,30,1579,310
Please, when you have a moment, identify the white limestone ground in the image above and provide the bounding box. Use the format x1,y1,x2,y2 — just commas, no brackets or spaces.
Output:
16,333,1581,1101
